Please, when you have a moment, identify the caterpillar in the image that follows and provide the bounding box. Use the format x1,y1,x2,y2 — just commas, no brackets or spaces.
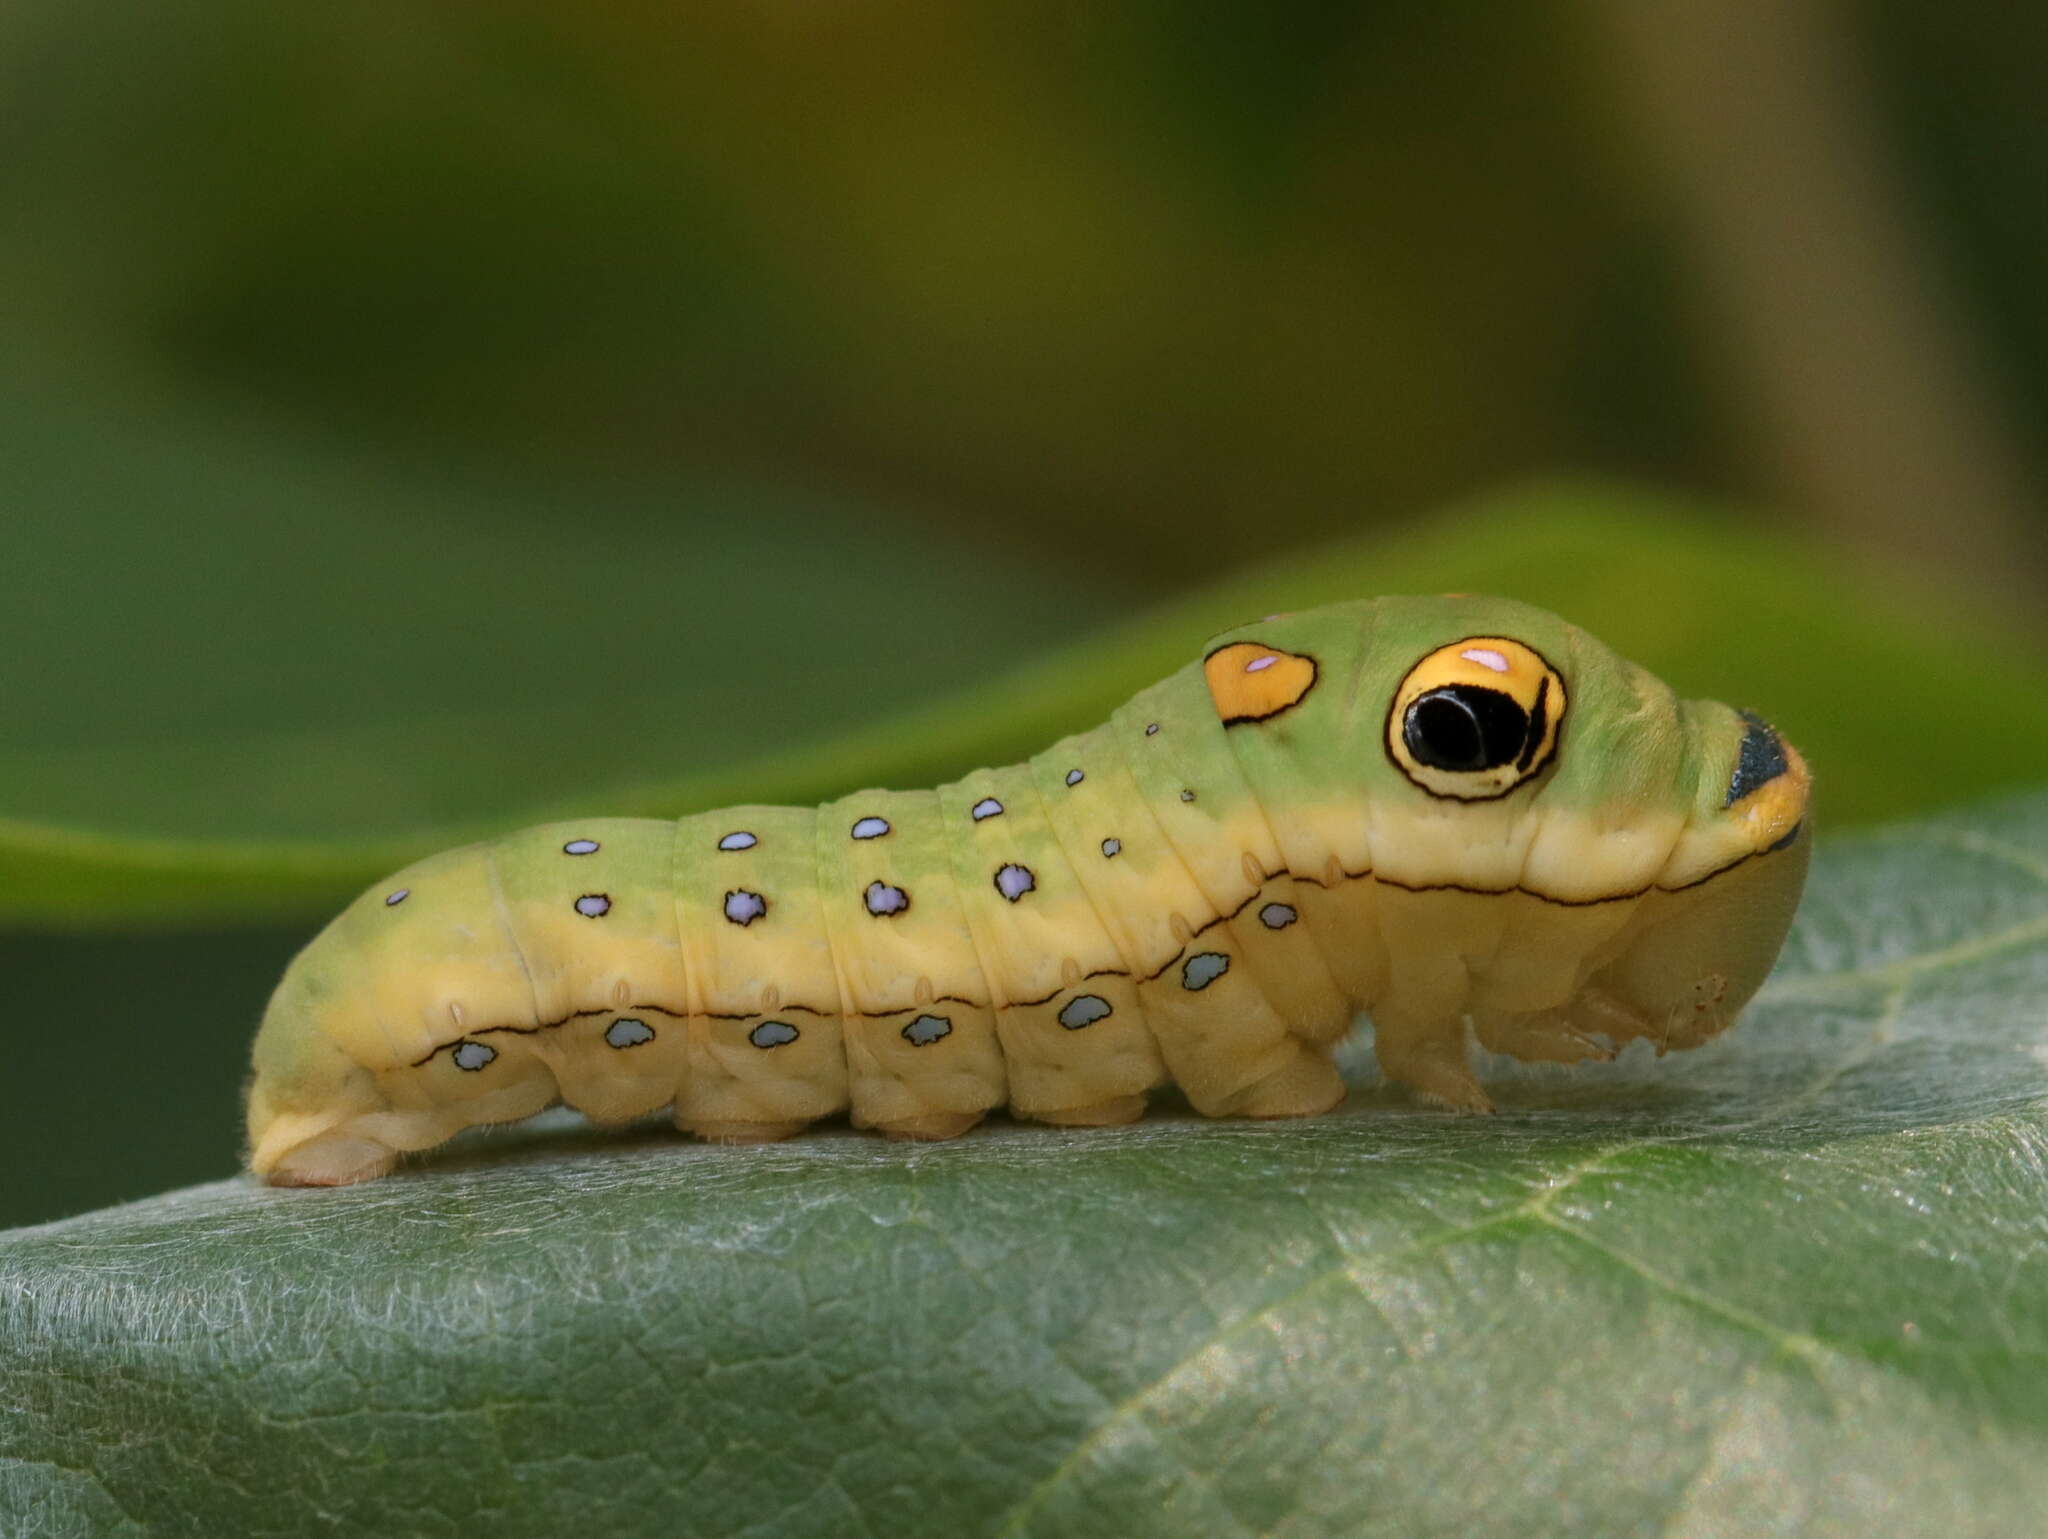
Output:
245,595,1811,1186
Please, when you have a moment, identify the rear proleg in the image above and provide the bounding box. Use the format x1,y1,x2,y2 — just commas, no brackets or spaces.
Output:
262,1128,400,1187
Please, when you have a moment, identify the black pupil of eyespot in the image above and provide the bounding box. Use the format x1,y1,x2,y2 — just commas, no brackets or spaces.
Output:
1404,686,1531,773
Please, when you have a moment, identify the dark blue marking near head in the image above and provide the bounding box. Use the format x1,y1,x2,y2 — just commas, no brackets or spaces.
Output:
1724,711,1791,806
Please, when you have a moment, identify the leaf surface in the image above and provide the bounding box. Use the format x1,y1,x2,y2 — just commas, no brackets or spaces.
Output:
7,792,2048,1536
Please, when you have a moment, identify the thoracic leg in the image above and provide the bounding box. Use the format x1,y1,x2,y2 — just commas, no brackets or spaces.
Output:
1472,1008,1618,1065
1372,1013,1493,1113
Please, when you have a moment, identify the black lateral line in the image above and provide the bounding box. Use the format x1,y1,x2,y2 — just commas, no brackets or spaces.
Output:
408,843,1780,1066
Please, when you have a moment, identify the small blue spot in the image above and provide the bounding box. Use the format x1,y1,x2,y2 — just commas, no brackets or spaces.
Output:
749,1020,799,1049
864,881,910,917
562,838,599,856
1065,768,1084,786
1258,902,1298,930
902,1014,952,1046
971,797,1004,821
575,894,611,918
1144,723,1160,736
1057,995,1112,1030
1181,952,1230,991
384,888,410,907
1101,838,1121,858
1180,789,1196,803
605,1018,654,1049
452,1041,495,1071
994,863,1036,902
717,831,758,852
724,890,767,926
851,816,891,840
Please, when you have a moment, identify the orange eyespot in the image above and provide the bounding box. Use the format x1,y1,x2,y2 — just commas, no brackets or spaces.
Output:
1386,636,1566,800
1204,642,1318,725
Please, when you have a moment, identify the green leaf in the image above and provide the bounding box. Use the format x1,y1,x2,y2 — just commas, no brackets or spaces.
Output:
8,790,2048,1536
8,476,2048,928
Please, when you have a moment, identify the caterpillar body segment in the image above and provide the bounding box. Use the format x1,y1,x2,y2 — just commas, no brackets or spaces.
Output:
247,595,1813,1185
813,786,1010,1138
1101,675,1351,1115
673,804,848,1140
937,762,1165,1127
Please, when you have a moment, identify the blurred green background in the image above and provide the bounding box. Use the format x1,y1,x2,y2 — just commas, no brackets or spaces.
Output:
3,0,2044,1230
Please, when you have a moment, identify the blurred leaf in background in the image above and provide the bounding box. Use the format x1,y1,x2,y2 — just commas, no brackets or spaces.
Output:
1,2,1680,567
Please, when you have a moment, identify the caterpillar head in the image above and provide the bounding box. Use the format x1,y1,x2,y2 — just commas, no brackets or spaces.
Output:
1386,599,1810,1050
1209,594,1811,1053
1594,694,1812,1052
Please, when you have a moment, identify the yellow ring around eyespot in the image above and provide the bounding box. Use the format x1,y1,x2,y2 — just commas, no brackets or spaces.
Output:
1385,636,1567,800
1728,737,1811,849
1204,642,1318,725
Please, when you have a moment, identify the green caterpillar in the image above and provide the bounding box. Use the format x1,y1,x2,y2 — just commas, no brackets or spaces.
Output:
246,595,1811,1186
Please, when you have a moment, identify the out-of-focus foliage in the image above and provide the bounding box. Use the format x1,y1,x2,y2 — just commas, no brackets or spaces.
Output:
3,0,2042,589
0,1,1702,570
